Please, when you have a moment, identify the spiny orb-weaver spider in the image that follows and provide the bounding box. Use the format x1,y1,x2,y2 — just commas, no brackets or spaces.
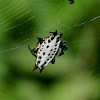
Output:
28,30,68,73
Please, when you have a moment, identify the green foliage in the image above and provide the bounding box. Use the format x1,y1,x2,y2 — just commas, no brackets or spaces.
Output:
0,0,100,100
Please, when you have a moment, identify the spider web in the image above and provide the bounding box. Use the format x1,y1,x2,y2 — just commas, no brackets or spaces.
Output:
0,1,100,100
0,0,100,53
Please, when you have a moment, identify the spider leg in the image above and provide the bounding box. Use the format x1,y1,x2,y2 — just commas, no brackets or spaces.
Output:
64,46,68,51
28,45,37,57
28,45,31,51
55,40,67,57
60,41,68,51
51,58,55,64
59,51,64,56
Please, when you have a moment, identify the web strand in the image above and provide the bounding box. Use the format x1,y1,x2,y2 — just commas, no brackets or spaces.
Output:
0,1,100,53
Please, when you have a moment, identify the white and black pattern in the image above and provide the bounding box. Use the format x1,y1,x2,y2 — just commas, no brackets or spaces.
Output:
28,30,68,73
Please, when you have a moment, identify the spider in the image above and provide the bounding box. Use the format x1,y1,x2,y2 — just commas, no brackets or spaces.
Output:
28,30,68,73
69,0,74,4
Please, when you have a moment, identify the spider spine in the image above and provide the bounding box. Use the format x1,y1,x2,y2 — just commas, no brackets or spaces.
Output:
37,37,44,44
49,30,57,36
32,65,38,71
28,30,68,73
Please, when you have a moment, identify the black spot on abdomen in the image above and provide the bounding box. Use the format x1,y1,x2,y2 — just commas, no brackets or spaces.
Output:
50,56,52,58
47,58,49,61
50,49,53,51
38,56,42,59
46,45,49,48
54,51,56,53
48,53,50,56
52,53,54,55
37,61,41,64
55,44,57,46
48,39,51,43
43,52,45,55
44,61,47,65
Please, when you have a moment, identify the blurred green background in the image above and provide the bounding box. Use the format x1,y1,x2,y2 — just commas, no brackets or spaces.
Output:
0,0,100,100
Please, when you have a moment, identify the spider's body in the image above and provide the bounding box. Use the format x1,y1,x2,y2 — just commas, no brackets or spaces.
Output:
28,30,67,72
